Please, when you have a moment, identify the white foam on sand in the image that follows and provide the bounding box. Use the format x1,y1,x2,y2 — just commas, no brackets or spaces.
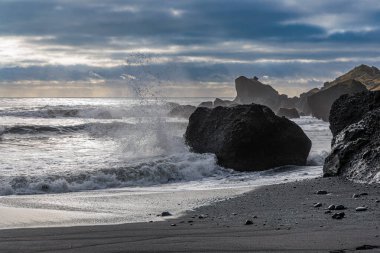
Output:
0,163,323,229
0,185,250,229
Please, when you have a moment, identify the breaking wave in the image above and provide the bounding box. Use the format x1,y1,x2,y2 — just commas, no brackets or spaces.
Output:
0,103,178,119
0,153,229,195
0,121,187,137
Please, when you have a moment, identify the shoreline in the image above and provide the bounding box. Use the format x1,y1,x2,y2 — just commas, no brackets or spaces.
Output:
0,177,378,252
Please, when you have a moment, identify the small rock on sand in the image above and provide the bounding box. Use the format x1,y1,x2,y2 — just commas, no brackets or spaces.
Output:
356,245,379,250
328,205,336,210
161,211,172,217
245,220,253,225
316,190,328,195
332,212,345,219
314,203,322,207
335,205,346,210
355,206,368,212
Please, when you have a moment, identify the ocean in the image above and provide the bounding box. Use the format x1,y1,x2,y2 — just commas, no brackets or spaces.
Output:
0,98,332,228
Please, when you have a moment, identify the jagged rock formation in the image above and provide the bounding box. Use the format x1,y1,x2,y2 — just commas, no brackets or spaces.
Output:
185,104,311,171
323,91,380,183
325,64,380,90
234,76,283,111
277,108,300,119
233,65,380,121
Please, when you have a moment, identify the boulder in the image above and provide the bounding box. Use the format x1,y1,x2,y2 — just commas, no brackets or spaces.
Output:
308,79,367,121
323,91,380,183
276,108,300,119
198,101,213,108
185,104,311,171
329,91,380,135
168,105,196,119
214,98,234,107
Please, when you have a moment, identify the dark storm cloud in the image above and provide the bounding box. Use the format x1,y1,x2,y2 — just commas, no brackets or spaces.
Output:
1,0,380,96
0,0,324,46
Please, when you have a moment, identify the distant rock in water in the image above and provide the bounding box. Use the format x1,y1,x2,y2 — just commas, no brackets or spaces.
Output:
324,91,380,183
234,76,282,111
168,105,196,119
232,65,380,120
276,108,300,119
308,79,367,121
296,88,319,115
185,104,311,171
198,101,213,108
233,76,309,115
214,98,234,107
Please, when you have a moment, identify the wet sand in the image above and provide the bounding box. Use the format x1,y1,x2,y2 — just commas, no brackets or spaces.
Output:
0,177,379,252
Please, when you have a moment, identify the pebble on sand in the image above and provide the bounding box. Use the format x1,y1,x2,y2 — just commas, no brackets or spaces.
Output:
245,220,254,225
355,206,368,212
328,205,336,210
332,212,345,219
316,190,328,195
314,203,322,207
335,205,346,210
161,211,172,217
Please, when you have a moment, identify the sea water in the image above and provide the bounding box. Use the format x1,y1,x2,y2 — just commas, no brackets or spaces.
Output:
0,98,331,228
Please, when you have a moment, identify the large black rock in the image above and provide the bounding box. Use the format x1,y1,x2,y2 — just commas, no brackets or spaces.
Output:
329,91,380,135
185,104,312,171
324,91,380,183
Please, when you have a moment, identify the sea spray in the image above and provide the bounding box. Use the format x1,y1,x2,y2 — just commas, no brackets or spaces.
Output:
118,53,186,160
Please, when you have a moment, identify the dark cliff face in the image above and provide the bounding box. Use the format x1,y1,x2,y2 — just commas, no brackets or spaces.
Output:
185,104,311,172
323,91,380,183
307,79,367,121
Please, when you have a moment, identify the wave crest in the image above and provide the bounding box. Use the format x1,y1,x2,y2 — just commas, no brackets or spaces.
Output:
0,153,228,195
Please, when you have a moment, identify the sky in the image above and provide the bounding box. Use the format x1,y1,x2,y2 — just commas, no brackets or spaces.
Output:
1,0,380,97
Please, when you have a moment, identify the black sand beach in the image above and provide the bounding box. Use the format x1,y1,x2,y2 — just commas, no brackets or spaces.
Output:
0,177,379,252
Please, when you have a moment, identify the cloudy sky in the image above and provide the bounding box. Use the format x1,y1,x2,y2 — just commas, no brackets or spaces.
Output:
1,0,380,97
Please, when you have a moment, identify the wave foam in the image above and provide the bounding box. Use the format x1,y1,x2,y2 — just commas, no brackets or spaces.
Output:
0,103,177,120
0,153,228,196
